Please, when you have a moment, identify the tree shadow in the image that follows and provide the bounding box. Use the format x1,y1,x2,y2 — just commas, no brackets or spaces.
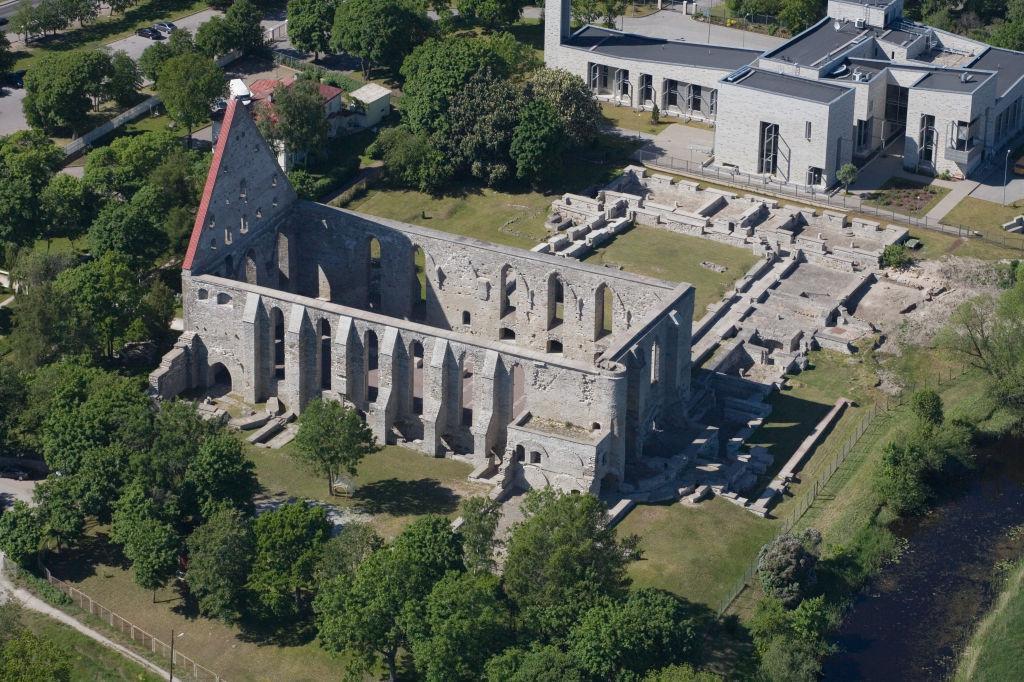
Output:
352,478,459,516
236,614,317,647
46,530,129,583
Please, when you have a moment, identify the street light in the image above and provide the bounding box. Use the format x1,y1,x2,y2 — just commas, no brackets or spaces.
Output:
1004,148,1012,207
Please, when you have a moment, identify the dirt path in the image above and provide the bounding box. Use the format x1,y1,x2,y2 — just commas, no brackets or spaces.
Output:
0,553,179,682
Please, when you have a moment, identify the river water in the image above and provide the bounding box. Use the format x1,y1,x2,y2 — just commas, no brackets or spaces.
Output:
823,438,1024,681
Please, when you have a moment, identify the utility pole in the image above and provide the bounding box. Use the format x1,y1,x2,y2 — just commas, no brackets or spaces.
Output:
169,629,174,682
1004,148,1012,206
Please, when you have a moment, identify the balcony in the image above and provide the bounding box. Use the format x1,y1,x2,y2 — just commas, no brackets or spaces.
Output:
944,142,981,166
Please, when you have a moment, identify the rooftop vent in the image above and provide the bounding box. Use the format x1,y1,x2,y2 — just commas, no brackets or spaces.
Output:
960,72,972,83
853,69,868,82
834,20,843,31
855,18,865,29
832,63,850,77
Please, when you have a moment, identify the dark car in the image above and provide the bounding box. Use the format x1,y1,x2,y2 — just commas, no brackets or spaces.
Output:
0,466,29,481
136,27,164,40
6,70,26,89
154,21,177,34
0,17,9,27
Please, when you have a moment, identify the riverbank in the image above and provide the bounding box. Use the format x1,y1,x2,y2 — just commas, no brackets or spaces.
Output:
953,553,1024,681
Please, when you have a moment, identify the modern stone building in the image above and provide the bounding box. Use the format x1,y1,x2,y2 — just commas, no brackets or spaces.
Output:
545,0,1024,184
151,100,695,496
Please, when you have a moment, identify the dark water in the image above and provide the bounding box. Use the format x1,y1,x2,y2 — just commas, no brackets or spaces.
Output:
823,438,1024,682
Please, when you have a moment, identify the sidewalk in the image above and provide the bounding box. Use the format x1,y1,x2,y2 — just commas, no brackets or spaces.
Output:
0,553,179,682
924,177,980,223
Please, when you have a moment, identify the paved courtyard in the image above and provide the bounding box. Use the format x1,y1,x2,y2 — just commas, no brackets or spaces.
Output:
106,9,285,62
619,8,786,52
637,122,716,166
0,86,28,136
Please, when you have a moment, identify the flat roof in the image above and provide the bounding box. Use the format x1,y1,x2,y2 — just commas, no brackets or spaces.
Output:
726,68,851,104
913,70,989,94
832,0,897,7
879,29,919,45
564,25,760,71
969,47,1024,97
763,18,873,68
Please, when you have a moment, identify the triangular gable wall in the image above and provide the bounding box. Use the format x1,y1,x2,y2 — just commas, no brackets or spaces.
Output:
182,99,297,275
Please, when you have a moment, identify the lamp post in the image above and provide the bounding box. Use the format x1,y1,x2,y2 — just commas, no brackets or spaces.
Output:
1004,148,1012,207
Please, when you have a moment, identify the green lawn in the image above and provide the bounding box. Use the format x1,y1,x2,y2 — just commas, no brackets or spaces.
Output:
347,134,639,250
12,0,209,71
581,225,760,317
861,177,950,218
600,102,672,136
954,556,1024,682
248,443,488,538
617,498,777,609
940,196,1024,255
18,610,162,681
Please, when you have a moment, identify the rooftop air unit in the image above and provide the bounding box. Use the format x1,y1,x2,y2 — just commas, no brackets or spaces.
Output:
834,20,843,31
855,18,866,29
960,72,972,83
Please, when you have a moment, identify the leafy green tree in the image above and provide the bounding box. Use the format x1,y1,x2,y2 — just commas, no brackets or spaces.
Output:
511,97,565,184
156,53,225,140
457,496,499,573
331,0,431,77
445,70,523,186
316,522,383,581
484,644,587,682
106,50,141,106
881,243,911,269
9,0,41,43
0,33,14,82
247,502,331,620
778,0,823,33
23,50,110,133
136,400,220,502
293,398,380,496
225,0,268,56
32,474,85,550
526,68,601,148
458,0,527,29
911,389,944,427
0,630,72,682
480,30,541,76
107,0,138,15
992,18,1024,51
599,0,625,27
748,595,834,682
186,508,254,622
287,0,336,61
0,130,63,247
503,489,639,639
195,16,236,58
138,30,197,82
184,432,259,520
643,664,722,681
0,501,43,566
315,515,463,681
569,589,705,679
836,162,858,193
40,173,90,246
73,445,130,523
83,130,182,200
410,571,512,682
255,79,329,169
124,517,180,601
366,125,443,192
0,365,26,456
87,193,167,268
756,529,821,608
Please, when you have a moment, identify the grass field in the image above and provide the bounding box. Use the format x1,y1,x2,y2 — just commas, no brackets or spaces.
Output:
18,610,162,681
347,134,639,249
600,102,672,136
248,443,487,538
954,556,1024,682
581,225,760,317
940,196,1024,254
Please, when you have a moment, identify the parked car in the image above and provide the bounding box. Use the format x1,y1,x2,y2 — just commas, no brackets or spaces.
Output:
154,21,177,34
136,27,164,40
0,466,29,481
6,70,26,89
0,17,9,27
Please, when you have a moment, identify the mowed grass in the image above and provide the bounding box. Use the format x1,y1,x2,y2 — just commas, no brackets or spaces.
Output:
954,557,1024,682
18,610,162,681
46,528,347,682
617,498,777,609
940,196,1024,255
346,134,640,249
600,102,672,136
581,225,759,317
248,443,488,538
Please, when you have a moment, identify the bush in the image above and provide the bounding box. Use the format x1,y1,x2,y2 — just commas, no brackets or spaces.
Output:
881,243,911,269
756,529,821,608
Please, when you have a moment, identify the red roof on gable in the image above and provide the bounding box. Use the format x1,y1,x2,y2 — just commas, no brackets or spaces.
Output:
182,98,239,272
248,76,343,103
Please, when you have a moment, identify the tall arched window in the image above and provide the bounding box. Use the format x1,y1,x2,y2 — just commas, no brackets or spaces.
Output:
412,246,426,320
276,231,291,290
547,274,564,330
366,330,379,403
244,249,258,285
410,341,424,415
650,340,661,385
368,238,382,310
320,319,332,390
595,284,614,340
270,307,285,381
500,265,518,318
461,355,474,427
510,363,525,417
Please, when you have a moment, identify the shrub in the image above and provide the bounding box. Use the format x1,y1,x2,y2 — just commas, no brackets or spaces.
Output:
756,529,821,608
881,243,911,269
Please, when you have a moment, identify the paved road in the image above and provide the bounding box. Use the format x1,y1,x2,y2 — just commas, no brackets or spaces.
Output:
0,474,36,509
0,552,180,682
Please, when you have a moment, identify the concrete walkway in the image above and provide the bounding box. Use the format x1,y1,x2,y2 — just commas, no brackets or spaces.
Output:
924,177,980,224
0,553,179,682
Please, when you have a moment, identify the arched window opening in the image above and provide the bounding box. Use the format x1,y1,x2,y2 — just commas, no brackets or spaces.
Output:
650,341,661,385
368,238,382,310
197,288,209,300
511,364,525,417
216,292,232,305
276,231,291,290
462,310,471,326
411,341,424,415
530,451,542,464
244,249,258,285
412,246,426,320
461,355,474,427
547,339,563,354
499,327,516,341
366,330,379,403
224,254,233,277
271,308,285,381
547,274,564,329
500,265,518,317
595,284,614,339
515,444,525,462
317,264,331,301
320,319,332,390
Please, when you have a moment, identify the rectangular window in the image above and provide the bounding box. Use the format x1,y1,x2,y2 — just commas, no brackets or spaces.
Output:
805,121,812,140
758,122,779,175
666,80,679,108
807,167,823,185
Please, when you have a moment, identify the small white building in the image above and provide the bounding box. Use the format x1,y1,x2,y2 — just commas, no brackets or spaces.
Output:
344,83,392,133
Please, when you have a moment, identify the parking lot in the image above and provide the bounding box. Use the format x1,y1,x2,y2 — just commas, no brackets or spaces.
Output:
0,85,28,136
105,8,221,61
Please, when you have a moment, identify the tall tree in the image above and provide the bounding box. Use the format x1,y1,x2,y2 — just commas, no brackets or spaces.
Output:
156,53,225,140
23,50,110,133
39,173,90,246
484,644,587,682
511,97,565,185
0,32,14,82
525,68,602,148
0,630,72,682
330,0,431,77
255,79,329,169
124,517,180,601
292,398,379,496
32,474,85,550
0,129,63,247
316,522,383,581
287,0,336,61
185,508,254,622
183,432,259,520
458,0,528,29
225,0,267,56
456,496,499,573
247,502,331,620
503,489,640,639
0,501,43,567
106,50,141,106
138,29,196,82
